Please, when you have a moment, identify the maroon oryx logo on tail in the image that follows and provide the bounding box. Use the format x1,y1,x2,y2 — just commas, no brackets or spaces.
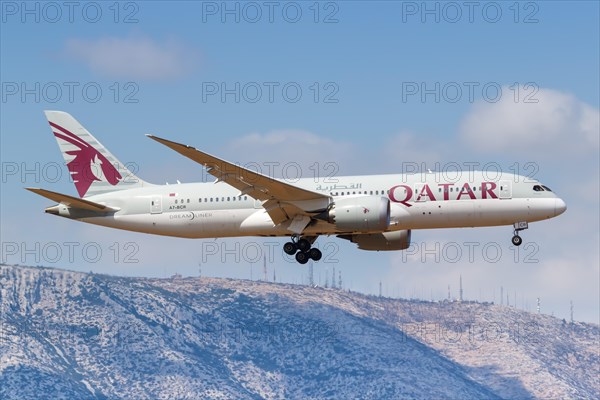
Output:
50,122,122,197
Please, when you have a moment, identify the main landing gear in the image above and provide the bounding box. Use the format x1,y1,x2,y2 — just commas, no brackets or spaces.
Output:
511,221,528,246
283,235,322,264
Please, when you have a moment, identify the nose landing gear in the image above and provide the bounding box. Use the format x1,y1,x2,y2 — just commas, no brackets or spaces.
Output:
283,235,322,264
511,222,528,246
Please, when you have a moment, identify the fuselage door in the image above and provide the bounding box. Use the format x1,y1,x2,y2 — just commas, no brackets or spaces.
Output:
151,196,163,214
499,180,512,199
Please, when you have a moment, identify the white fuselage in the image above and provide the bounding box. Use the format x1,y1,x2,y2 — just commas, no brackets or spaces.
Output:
50,171,566,239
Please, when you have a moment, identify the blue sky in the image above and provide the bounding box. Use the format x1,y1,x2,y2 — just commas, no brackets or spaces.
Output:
1,1,599,323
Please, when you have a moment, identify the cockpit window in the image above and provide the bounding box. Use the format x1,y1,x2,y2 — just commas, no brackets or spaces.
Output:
541,185,552,192
533,185,544,191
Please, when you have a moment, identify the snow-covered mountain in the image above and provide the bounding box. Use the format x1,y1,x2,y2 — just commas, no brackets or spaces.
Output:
1,265,598,399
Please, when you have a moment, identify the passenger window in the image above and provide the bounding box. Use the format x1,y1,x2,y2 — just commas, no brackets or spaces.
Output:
175,199,178,204
187,199,190,203
227,197,230,201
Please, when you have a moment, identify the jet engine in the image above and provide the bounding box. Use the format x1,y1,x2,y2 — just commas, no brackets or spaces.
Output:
338,230,412,251
321,196,390,233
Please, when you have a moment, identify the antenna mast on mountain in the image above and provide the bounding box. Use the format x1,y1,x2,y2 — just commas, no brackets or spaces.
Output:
501,286,504,305
263,256,267,282
331,267,336,289
570,300,574,323
379,281,382,297
308,262,314,286
273,266,276,282
447,285,451,301
536,297,540,313
459,275,463,302
338,271,342,290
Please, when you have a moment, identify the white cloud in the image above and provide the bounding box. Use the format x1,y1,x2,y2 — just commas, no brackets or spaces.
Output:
459,87,599,157
223,129,358,178
381,131,445,169
64,35,199,80
225,129,449,179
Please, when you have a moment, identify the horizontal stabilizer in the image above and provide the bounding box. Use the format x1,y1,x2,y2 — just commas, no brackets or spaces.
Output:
26,188,118,212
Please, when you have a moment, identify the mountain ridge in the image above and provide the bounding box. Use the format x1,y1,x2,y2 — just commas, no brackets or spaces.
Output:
1,265,598,399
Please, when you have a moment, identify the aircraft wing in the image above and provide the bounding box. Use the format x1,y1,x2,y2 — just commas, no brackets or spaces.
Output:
147,135,330,228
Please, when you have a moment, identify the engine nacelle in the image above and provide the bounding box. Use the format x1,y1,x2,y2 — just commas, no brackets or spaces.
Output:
326,196,390,233
339,230,412,251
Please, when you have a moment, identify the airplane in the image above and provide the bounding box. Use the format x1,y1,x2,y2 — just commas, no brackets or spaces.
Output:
27,111,567,264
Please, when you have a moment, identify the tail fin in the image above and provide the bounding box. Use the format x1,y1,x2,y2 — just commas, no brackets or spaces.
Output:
44,111,150,198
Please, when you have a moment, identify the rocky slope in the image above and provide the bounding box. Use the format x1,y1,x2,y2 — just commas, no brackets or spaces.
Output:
1,265,598,399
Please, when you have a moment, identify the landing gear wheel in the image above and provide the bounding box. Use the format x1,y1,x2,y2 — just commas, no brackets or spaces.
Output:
297,239,311,252
308,248,322,261
295,251,310,264
283,242,297,255
511,222,528,247
512,235,523,246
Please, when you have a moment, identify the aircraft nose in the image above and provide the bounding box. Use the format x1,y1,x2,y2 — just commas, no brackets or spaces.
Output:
554,198,567,216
